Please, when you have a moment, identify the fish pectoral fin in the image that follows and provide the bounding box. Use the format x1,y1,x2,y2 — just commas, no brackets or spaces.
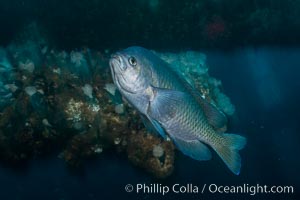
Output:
171,136,212,161
148,87,188,121
140,114,168,139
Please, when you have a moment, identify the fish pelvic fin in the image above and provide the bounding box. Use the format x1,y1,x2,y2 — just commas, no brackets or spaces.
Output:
140,114,168,140
214,133,247,175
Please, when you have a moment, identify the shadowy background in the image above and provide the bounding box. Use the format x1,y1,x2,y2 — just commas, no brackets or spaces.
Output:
1,0,300,50
0,0,299,199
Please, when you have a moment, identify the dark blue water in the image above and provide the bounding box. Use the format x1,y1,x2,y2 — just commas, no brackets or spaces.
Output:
0,47,299,200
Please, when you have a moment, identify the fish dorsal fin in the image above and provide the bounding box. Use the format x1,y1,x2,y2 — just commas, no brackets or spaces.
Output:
178,81,228,132
184,82,227,132
195,94,228,132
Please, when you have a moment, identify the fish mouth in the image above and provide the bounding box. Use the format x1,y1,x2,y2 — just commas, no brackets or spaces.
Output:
109,54,122,83
110,53,126,71
109,54,136,94
109,57,116,82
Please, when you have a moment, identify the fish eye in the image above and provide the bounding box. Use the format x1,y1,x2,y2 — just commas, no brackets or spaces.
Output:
128,56,137,66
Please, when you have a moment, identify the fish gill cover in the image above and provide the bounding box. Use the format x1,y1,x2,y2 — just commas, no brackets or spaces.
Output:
0,22,236,178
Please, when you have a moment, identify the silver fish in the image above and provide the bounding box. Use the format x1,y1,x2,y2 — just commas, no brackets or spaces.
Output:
109,46,246,175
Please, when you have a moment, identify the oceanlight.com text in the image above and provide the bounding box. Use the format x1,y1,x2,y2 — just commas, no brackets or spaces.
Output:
124,183,294,196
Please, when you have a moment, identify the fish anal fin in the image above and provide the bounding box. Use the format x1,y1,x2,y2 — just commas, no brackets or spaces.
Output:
171,136,212,161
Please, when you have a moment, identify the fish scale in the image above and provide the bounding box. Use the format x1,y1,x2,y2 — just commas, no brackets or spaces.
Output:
110,46,246,175
172,95,214,142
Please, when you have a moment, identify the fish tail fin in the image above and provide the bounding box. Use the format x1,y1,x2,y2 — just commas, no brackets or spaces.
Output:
214,133,247,175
